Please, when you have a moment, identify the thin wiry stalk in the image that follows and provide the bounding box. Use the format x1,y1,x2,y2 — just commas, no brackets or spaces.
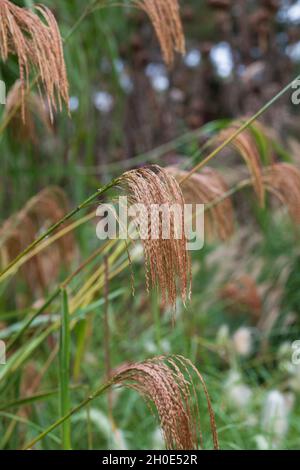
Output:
6,241,116,352
0,0,104,135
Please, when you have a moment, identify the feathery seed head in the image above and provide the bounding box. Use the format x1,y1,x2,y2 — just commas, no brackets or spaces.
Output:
120,165,191,307
111,355,219,450
133,0,185,66
0,0,69,120
217,124,265,206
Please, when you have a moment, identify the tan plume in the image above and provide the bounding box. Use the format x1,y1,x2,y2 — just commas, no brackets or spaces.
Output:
120,165,191,307
133,0,185,65
0,0,69,120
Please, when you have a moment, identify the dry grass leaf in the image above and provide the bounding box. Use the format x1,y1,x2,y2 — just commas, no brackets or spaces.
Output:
111,355,219,450
133,0,185,65
0,187,76,295
168,166,234,241
217,123,265,205
5,79,53,143
263,163,300,224
120,165,191,307
0,0,69,120
220,274,262,322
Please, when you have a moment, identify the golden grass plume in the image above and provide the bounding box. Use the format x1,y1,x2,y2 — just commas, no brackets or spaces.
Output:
0,0,69,119
120,165,191,307
133,0,185,65
111,355,219,450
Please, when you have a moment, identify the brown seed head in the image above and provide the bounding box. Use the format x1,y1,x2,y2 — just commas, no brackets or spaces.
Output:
217,124,265,206
0,0,69,120
120,165,191,307
133,0,185,66
111,355,219,450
